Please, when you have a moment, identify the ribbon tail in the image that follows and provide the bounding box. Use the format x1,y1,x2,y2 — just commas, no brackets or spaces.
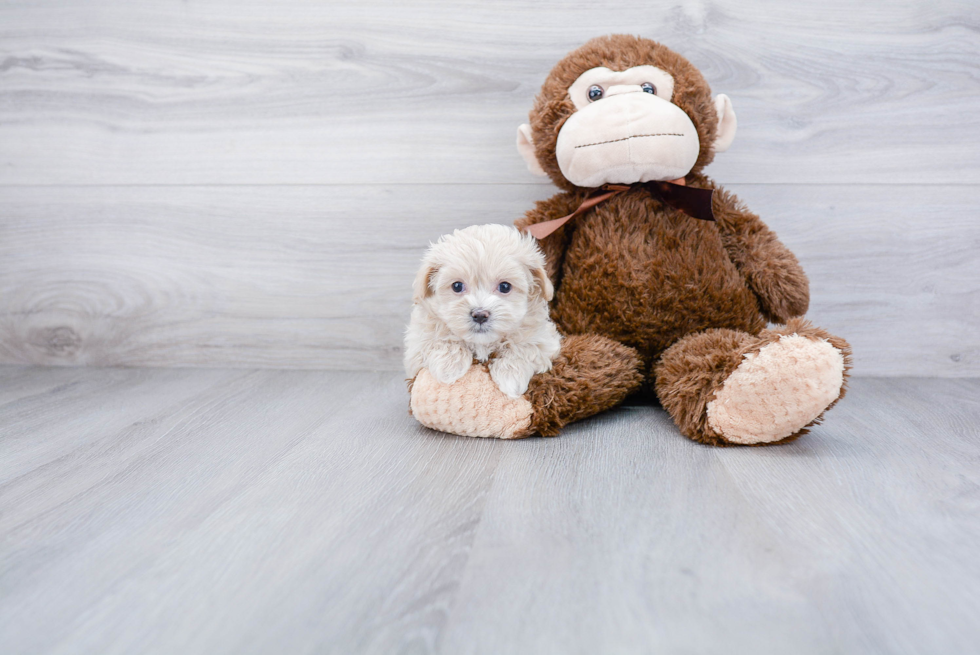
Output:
525,214,575,240
523,188,622,239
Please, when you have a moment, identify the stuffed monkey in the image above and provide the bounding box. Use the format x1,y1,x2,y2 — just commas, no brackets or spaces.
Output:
409,35,851,446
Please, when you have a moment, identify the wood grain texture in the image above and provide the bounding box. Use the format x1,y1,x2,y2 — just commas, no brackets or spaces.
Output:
1,368,978,654
440,376,980,655
1,0,978,185
0,368,505,654
0,1,977,373
1,183,977,375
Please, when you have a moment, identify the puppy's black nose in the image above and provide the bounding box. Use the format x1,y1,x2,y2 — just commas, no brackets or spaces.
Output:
471,309,490,325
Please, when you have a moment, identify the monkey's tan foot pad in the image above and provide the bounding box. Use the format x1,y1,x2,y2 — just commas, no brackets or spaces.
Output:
410,366,534,439
706,335,845,445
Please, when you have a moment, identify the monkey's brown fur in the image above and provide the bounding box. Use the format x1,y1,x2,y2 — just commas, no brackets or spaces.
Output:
654,319,853,446
529,36,721,192
510,35,852,444
526,334,644,437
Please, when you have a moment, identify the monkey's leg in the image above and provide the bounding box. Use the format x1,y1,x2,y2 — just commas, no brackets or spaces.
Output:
409,334,643,439
525,334,645,436
653,318,852,446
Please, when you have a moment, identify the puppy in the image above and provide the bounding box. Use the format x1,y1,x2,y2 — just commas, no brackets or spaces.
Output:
404,224,561,398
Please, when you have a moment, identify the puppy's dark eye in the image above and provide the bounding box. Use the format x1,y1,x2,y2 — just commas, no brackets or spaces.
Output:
587,85,603,101
641,82,656,95
451,281,464,293
498,282,511,294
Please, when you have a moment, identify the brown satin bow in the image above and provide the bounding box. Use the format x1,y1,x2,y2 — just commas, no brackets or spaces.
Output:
524,179,715,240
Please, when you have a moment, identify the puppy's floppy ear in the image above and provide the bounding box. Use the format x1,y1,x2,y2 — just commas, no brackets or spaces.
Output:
412,264,438,303
529,266,554,302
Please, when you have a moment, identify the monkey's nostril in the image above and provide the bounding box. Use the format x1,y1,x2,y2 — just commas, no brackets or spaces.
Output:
471,309,490,325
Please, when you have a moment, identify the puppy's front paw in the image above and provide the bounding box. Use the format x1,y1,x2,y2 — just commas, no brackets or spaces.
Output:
489,359,533,398
427,345,474,386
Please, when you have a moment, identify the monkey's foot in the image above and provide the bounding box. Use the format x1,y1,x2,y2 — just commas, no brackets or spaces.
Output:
656,318,852,446
706,333,845,445
409,334,644,440
410,365,534,439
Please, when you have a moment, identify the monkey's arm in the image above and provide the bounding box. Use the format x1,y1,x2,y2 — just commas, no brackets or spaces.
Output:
514,190,587,291
708,182,810,323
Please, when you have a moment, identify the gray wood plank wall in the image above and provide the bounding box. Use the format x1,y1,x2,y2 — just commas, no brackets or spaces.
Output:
1,0,978,374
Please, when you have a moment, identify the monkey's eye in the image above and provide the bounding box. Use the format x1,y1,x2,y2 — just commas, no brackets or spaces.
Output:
498,282,512,294
451,281,464,293
641,82,657,95
587,85,603,102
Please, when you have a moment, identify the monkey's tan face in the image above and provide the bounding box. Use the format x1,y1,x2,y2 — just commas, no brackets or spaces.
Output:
517,60,736,188
557,66,700,187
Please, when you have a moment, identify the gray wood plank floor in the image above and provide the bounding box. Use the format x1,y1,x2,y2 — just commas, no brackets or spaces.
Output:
2,367,978,654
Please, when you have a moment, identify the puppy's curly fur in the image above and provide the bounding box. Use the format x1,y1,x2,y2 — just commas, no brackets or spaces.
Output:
404,224,561,399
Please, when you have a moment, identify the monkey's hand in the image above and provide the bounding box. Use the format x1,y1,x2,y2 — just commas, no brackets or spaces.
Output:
710,184,810,323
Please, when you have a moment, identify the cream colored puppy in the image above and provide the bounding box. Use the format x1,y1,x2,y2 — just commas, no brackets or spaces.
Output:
404,224,561,398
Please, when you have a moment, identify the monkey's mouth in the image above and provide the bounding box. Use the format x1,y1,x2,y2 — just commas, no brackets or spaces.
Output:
574,133,684,149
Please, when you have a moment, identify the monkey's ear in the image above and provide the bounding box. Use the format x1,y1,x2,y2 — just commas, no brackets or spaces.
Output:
712,94,737,154
516,124,548,176
530,265,555,302
412,264,438,303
